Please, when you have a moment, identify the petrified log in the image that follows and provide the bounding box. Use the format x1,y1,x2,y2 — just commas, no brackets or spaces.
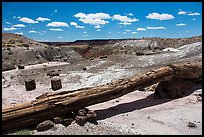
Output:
25,79,36,91
18,65,25,69
2,62,202,132
51,77,62,90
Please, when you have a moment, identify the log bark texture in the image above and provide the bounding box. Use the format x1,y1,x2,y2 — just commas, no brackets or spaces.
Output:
2,62,202,132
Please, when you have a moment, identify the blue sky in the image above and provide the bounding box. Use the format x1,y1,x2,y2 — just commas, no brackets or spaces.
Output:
2,2,202,42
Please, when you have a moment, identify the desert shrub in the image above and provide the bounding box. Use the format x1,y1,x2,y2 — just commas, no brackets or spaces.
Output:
16,39,23,43
7,44,12,47
8,50,13,55
8,39,15,44
21,43,29,47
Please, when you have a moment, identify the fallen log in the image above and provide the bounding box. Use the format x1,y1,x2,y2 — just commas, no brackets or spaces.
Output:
2,62,202,132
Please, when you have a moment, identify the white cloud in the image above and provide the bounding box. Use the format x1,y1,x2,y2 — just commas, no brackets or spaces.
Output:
29,30,37,33
125,29,131,32
19,17,39,23
4,27,17,31
14,32,23,35
58,37,63,38
146,12,174,20
5,22,11,24
131,32,137,34
49,28,64,31
137,27,146,31
94,25,101,29
83,34,88,37
76,26,84,28
54,9,58,13
113,14,139,25
122,32,127,34
96,29,101,31
188,12,200,16
70,22,84,28
36,17,50,21
146,26,166,30
176,23,186,26
178,11,187,15
193,18,196,20
128,13,133,16
83,31,87,34
74,12,111,28
13,16,16,18
17,17,21,19
47,22,69,27
13,24,26,27
70,22,77,26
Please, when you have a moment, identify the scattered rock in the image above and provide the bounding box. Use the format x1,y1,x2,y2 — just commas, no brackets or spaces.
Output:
53,117,63,124
47,70,59,77
61,118,74,127
86,110,97,123
99,55,108,59
36,120,55,132
77,108,89,116
75,115,87,126
17,65,25,69
138,88,145,91
154,78,198,99
187,122,197,128
82,67,87,71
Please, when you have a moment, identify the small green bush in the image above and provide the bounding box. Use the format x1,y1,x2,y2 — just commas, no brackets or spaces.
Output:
8,51,13,55
8,39,15,44
21,43,29,47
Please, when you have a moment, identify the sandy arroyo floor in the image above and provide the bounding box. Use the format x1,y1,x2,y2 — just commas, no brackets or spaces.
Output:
2,61,202,135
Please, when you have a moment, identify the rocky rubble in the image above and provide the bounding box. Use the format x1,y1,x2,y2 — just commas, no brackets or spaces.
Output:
35,108,97,132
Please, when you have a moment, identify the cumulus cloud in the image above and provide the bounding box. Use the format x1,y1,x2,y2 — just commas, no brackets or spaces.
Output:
19,17,39,23
137,27,146,31
13,24,26,27
128,13,133,16
29,30,37,33
36,17,50,21
47,22,69,27
131,32,137,34
176,23,186,26
178,11,187,15
193,18,196,20
146,12,174,20
113,14,139,25
4,27,17,31
49,28,64,31
125,30,131,32
70,22,84,28
58,37,63,39
146,26,166,30
96,29,101,31
74,12,111,28
178,10,200,16
188,12,200,16
14,32,23,35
